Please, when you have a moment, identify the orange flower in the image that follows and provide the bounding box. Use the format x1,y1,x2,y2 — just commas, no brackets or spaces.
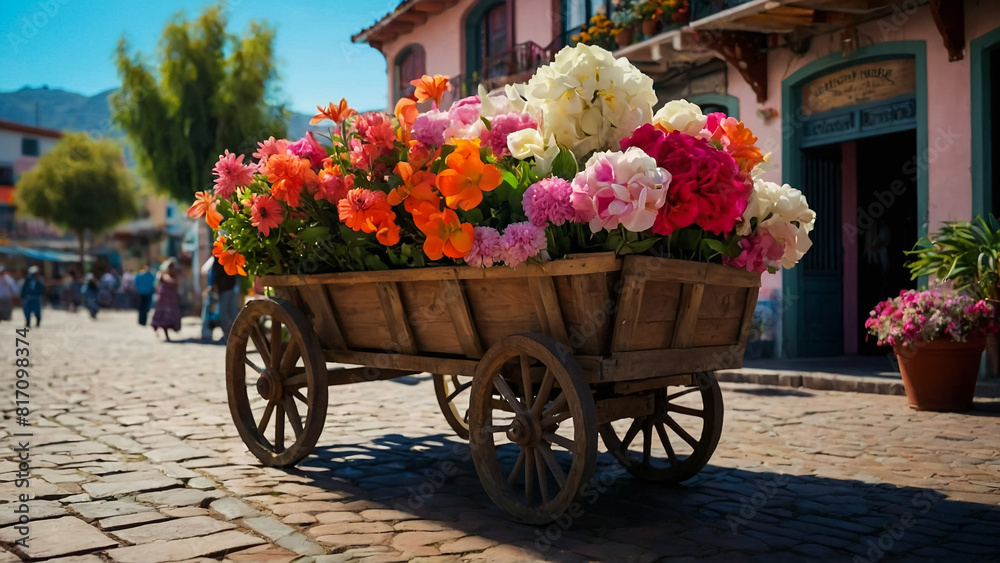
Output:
212,236,247,276
407,141,438,171
712,117,764,176
417,208,474,260
395,97,418,142
435,140,502,211
376,219,400,246
388,162,439,212
411,74,451,108
337,188,394,234
187,191,223,230
408,199,441,233
311,98,357,125
265,154,317,207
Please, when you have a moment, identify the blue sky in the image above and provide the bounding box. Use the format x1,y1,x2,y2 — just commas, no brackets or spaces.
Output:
0,0,398,113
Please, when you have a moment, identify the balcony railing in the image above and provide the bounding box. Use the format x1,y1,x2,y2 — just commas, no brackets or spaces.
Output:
449,40,555,99
689,0,757,23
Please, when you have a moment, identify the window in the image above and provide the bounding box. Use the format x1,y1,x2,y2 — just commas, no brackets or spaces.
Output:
0,166,13,186
21,138,39,157
560,0,615,47
465,0,511,84
394,45,426,102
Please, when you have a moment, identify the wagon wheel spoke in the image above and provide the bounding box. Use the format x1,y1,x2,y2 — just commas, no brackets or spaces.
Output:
283,395,303,439
507,449,526,484
257,400,276,435
520,355,534,411
641,421,652,470
280,338,301,375
534,448,548,504
274,402,285,452
542,431,574,451
524,446,535,505
663,415,699,449
244,356,264,374
492,374,529,417
270,320,283,371
541,392,567,420
666,386,700,402
620,417,642,450
536,441,567,487
250,323,271,367
531,368,555,417
292,389,309,404
446,380,473,404
656,422,677,465
542,409,573,429
667,403,705,418
484,424,513,433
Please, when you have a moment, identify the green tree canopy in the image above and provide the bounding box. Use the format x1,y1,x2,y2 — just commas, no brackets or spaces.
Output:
112,5,287,203
15,132,138,266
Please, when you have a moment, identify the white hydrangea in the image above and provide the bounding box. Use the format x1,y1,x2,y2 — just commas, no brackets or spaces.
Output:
513,43,657,159
738,179,816,236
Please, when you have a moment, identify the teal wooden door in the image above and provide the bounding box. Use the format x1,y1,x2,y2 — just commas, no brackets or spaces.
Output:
799,144,843,357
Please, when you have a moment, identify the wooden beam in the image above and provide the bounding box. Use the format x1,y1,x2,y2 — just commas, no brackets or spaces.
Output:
697,30,768,103
396,10,429,25
528,276,570,347
375,282,418,355
595,394,654,424
296,285,347,351
929,0,965,62
610,272,645,353
325,349,479,376
440,279,484,359
670,283,706,349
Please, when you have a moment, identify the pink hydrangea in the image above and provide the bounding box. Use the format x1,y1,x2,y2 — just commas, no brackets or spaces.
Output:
483,112,537,157
570,147,670,233
722,230,783,273
463,226,503,268
252,136,289,165
500,222,547,267
287,132,326,169
522,177,580,227
213,150,256,198
412,109,451,146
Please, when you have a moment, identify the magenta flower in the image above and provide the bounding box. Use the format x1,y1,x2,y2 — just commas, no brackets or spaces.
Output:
723,230,783,273
448,95,482,126
464,226,503,268
570,147,671,233
213,150,256,198
523,177,580,227
500,222,547,267
483,112,537,157
287,132,326,168
412,109,451,146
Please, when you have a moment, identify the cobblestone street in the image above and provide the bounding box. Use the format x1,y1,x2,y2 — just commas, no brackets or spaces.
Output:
1,309,999,562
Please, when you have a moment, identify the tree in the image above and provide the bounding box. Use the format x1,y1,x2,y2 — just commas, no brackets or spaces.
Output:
15,133,137,268
112,5,288,204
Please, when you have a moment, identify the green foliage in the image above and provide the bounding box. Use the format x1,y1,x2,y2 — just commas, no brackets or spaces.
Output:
907,215,1000,300
112,5,287,202
15,133,137,263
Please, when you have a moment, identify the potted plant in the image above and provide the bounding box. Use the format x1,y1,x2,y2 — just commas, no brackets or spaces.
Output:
611,0,637,48
633,0,661,37
907,215,1000,377
572,13,618,51
865,290,997,411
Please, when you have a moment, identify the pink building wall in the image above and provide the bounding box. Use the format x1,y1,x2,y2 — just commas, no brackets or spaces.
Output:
379,0,560,111
725,2,1000,306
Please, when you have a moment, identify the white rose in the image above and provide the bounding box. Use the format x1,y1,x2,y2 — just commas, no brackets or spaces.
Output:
760,218,813,269
652,99,707,136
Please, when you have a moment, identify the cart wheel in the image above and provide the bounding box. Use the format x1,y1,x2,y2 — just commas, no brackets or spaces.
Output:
226,298,327,467
469,333,597,525
598,371,723,483
433,374,473,440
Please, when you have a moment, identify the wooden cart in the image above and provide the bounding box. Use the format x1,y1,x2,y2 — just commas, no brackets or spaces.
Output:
226,253,760,524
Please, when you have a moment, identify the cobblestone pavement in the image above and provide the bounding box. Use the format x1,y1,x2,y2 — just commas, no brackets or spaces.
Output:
1,309,999,562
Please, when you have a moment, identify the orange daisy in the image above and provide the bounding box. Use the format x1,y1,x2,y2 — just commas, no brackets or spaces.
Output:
187,191,223,230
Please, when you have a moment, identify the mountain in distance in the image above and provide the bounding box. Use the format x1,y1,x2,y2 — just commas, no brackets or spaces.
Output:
0,86,324,144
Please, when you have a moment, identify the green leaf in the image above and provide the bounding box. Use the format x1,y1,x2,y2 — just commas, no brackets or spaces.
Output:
703,238,729,255
550,146,578,181
297,226,330,243
365,255,389,270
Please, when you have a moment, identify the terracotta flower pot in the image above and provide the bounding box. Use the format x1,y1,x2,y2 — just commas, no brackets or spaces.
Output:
892,336,985,411
616,26,635,48
642,19,657,37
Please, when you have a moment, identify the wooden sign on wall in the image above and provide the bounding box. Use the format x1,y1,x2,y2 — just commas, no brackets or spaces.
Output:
801,59,916,116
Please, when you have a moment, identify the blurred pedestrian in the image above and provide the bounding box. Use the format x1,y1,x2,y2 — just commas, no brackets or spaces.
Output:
99,269,120,309
135,265,155,326
151,258,181,341
83,274,100,319
212,256,242,343
20,265,45,327
0,266,15,321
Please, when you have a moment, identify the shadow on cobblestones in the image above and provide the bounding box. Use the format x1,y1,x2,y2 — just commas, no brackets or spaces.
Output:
281,432,1000,562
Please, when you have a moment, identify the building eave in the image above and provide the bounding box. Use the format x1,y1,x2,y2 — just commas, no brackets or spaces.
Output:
351,0,461,50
